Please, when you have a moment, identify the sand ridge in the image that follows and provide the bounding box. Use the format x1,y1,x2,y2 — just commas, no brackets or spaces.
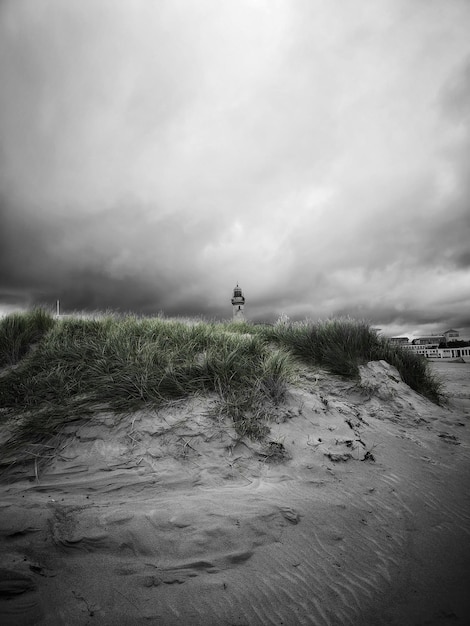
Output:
1,361,469,625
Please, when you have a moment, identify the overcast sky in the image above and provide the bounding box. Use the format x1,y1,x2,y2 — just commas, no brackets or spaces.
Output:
1,0,469,337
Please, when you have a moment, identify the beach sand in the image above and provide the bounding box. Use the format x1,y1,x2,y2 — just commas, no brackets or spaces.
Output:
1,360,469,625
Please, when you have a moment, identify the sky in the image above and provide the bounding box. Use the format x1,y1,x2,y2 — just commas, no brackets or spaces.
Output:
1,0,470,338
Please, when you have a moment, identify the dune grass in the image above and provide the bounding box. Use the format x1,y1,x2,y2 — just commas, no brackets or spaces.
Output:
0,311,442,465
0,308,55,367
0,314,295,459
262,317,442,403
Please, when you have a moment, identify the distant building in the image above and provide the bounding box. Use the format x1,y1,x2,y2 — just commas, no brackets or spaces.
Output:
411,336,445,346
387,327,468,361
231,284,245,322
437,346,470,360
403,344,470,360
404,343,440,357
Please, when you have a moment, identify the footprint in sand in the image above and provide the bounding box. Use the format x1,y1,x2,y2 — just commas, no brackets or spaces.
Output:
438,432,460,445
0,569,36,596
280,507,300,524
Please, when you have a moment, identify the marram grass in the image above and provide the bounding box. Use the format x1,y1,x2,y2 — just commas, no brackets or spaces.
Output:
262,317,442,403
0,313,295,459
0,308,55,367
0,311,442,465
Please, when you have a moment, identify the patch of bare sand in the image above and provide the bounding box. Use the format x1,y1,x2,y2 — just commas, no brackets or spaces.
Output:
1,361,469,625
430,361,470,417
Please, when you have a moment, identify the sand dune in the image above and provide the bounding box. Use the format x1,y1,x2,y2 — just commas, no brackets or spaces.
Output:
1,361,469,625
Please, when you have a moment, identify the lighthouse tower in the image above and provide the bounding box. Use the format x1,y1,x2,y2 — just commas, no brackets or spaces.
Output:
231,284,245,322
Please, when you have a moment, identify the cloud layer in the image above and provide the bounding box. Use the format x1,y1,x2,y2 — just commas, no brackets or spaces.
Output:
1,0,470,336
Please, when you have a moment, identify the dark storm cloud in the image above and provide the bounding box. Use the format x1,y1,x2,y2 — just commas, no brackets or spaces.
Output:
1,0,470,337
0,196,232,316
452,251,470,269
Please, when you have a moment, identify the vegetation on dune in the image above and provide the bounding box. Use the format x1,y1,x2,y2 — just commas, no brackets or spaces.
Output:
0,308,55,367
262,317,443,404
0,313,295,457
0,311,442,465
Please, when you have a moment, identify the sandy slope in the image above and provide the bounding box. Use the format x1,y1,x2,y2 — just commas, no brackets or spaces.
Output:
1,361,469,625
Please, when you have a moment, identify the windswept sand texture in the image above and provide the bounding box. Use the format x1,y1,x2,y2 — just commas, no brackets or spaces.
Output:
1,361,469,625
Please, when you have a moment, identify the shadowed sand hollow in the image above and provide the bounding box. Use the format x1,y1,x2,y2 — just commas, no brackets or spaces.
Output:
1,361,469,625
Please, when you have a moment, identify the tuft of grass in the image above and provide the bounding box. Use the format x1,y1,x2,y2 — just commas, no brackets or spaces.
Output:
260,317,377,377
260,349,294,404
0,308,55,367
372,339,443,404
259,317,442,403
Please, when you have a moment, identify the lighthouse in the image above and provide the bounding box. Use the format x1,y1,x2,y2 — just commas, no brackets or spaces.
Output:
231,284,245,322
